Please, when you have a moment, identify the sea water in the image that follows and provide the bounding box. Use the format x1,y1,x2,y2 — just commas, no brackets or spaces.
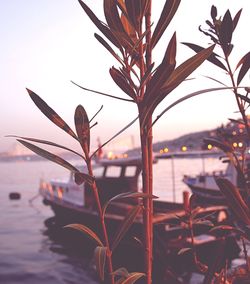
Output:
0,157,226,283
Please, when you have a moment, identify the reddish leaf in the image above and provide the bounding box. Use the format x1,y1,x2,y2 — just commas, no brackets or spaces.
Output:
17,139,79,172
233,9,242,31
74,172,94,185
182,42,227,71
210,5,217,20
7,135,85,160
94,33,123,64
216,178,250,225
17,139,93,185
64,223,104,246
94,246,107,281
74,105,90,153
219,10,233,55
103,192,157,217
236,51,250,85
120,272,145,284
142,45,215,126
125,0,147,31
112,267,129,278
161,45,215,92
26,89,77,140
104,0,133,48
210,225,246,237
238,93,250,105
151,0,181,48
110,67,137,99
78,0,122,49
144,32,176,100
111,205,142,251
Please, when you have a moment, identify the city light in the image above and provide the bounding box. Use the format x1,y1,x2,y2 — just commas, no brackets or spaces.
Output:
181,146,187,152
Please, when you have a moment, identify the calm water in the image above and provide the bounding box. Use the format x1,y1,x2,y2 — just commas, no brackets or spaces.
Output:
0,157,226,284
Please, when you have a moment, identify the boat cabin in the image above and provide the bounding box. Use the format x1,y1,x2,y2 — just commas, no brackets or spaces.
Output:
40,157,143,209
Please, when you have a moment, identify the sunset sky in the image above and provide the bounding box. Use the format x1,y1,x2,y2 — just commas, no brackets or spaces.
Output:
1,0,250,154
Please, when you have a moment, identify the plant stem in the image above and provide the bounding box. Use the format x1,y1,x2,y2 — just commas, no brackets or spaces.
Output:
86,157,114,284
241,237,250,272
140,123,152,284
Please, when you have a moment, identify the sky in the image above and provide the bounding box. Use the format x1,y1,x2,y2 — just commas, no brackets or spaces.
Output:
1,0,250,154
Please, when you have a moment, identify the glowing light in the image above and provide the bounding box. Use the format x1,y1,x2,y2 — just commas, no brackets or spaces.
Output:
107,151,114,159
233,142,238,148
181,146,187,152
163,147,169,153
232,131,237,136
160,149,163,154
207,144,213,150
238,142,243,148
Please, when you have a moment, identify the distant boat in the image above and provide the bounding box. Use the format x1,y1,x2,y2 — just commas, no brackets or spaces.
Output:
39,156,240,277
183,153,248,205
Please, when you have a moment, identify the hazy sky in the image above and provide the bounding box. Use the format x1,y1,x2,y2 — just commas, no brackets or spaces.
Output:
1,1,250,154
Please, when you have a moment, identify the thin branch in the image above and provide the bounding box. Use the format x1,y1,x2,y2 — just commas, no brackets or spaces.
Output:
71,81,134,102
151,86,248,128
90,116,139,159
90,105,103,123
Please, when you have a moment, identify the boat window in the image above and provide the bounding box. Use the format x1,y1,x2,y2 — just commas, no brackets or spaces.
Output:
105,166,121,177
93,166,104,177
125,166,137,177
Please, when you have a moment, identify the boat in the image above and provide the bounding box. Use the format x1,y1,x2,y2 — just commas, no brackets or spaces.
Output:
183,153,249,205
39,156,240,279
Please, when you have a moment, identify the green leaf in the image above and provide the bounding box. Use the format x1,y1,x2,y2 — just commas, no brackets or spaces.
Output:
103,192,157,217
182,42,227,71
7,135,85,160
64,224,104,246
151,0,181,48
111,205,142,251
74,105,90,153
94,246,107,281
215,178,250,225
26,89,77,140
120,272,145,284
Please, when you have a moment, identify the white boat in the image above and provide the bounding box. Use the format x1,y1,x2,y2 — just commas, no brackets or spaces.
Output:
183,154,248,204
